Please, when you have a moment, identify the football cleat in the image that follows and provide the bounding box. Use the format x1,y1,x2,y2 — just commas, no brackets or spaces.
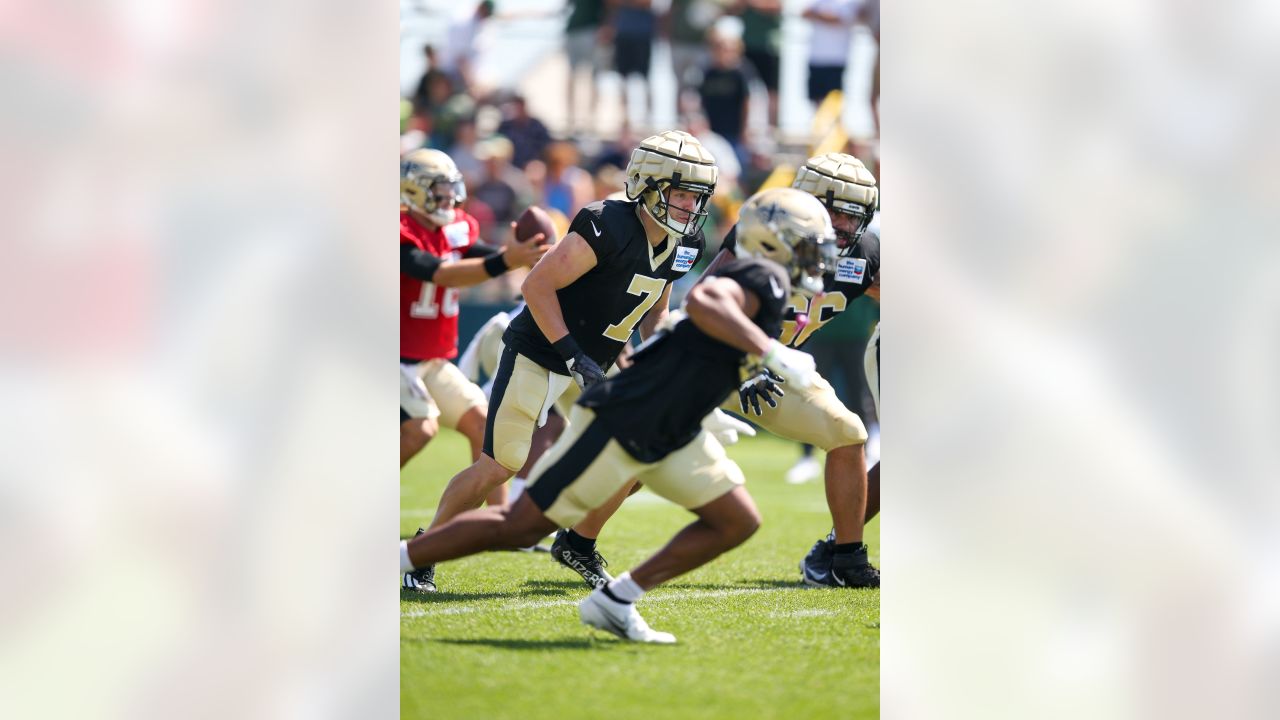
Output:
799,533,836,587
579,590,676,644
801,534,879,588
551,529,614,589
402,528,437,593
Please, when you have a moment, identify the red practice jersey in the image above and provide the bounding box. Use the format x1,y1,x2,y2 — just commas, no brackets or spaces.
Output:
400,209,479,360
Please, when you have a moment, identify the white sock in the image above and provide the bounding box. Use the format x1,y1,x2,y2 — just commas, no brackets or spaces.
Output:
400,541,414,574
605,571,645,604
508,477,527,503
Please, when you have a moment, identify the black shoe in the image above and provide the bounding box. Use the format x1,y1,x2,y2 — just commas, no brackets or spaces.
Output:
801,535,879,588
403,527,437,593
832,546,880,588
551,529,614,589
799,534,836,587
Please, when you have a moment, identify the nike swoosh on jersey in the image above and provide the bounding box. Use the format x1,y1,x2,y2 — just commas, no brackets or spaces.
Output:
589,220,602,237
768,276,784,298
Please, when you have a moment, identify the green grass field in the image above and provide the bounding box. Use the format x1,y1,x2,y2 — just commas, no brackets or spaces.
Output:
401,430,879,720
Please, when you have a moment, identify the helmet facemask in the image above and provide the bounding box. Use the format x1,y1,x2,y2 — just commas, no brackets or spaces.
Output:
790,230,839,298
640,172,714,239
401,150,467,226
823,190,874,256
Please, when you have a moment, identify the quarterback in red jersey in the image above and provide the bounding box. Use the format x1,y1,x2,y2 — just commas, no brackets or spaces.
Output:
400,149,548,468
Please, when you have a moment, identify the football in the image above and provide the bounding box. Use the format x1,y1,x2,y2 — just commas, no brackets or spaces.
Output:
514,205,556,244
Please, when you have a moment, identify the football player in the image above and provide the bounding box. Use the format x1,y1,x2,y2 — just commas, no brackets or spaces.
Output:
403,131,718,592
551,152,882,588
400,188,836,642
724,153,881,588
400,149,549,469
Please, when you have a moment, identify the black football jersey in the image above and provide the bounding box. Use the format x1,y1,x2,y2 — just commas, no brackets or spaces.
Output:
505,199,706,373
721,223,879,350
578,257,790,462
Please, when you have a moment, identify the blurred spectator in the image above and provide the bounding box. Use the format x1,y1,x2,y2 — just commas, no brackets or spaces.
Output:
431,91,477,149
802,0,858,105
592,164,626,201
592,120,640,171
684,113,741,188
529,141,594,218
448,116,484,184
401,110,430,154
471,136,537,242
439,0,497,93
664,0,717,100
734,0,783,127
411,45,448,112
611,0,658,127
564,0,609,135
862,0,880,133
497,95,553,170
698,30,755,167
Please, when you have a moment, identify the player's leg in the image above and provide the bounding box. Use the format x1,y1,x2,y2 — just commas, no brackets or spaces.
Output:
509,406,565,503
421,359,500,504
551,479,636,587
402,494,559,574
725,373,879,587
400,365,442,468
400,411,438,469
545,366,634,585
429,349,555,530
865,461,880,522
579,432,752,644
864,324,880,523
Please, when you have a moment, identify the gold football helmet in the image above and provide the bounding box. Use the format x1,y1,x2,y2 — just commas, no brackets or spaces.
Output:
791,152,878,253
401,149,466,225
624,130,719,240
734,187,838,298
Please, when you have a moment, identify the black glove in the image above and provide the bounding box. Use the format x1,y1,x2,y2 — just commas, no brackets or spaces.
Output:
738,369,786,416
554,335,606,389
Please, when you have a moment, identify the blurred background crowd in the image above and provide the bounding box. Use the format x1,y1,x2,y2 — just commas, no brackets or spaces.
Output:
401,0,881,456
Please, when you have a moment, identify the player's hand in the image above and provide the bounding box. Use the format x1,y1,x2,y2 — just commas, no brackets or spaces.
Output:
565,352,606,390
762,340,816,390
505,237,550,268
738,369,786,416
701,409,756,446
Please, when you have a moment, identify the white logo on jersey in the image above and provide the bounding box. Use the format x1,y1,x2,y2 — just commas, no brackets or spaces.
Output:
443,221,471,248
589,220,602,237
672,246,698,272
768,275,784,298
835,257,867,284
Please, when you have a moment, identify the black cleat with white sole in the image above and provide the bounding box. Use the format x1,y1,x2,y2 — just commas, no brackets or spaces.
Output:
402,527,437,593
551,529,613,589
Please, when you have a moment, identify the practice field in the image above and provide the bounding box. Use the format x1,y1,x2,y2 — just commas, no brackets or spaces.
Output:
401,431,880,720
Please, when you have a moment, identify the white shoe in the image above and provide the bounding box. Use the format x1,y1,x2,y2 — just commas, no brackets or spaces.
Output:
785,456,821,485
579,590,676,644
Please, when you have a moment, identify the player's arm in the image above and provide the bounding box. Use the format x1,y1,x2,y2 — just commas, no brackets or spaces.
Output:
687,275,817,388
521,231,597,343
684,277,772,356
638,281,673,341
521,231,608,387
400,239,547,288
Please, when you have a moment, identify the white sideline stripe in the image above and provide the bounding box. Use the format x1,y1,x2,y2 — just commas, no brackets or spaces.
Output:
402,586,783,618
768,609,836,618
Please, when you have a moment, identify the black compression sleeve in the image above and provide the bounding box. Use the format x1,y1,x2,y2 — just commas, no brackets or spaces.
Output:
482,252,509,277
400,243,441,282
463,243,502,259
